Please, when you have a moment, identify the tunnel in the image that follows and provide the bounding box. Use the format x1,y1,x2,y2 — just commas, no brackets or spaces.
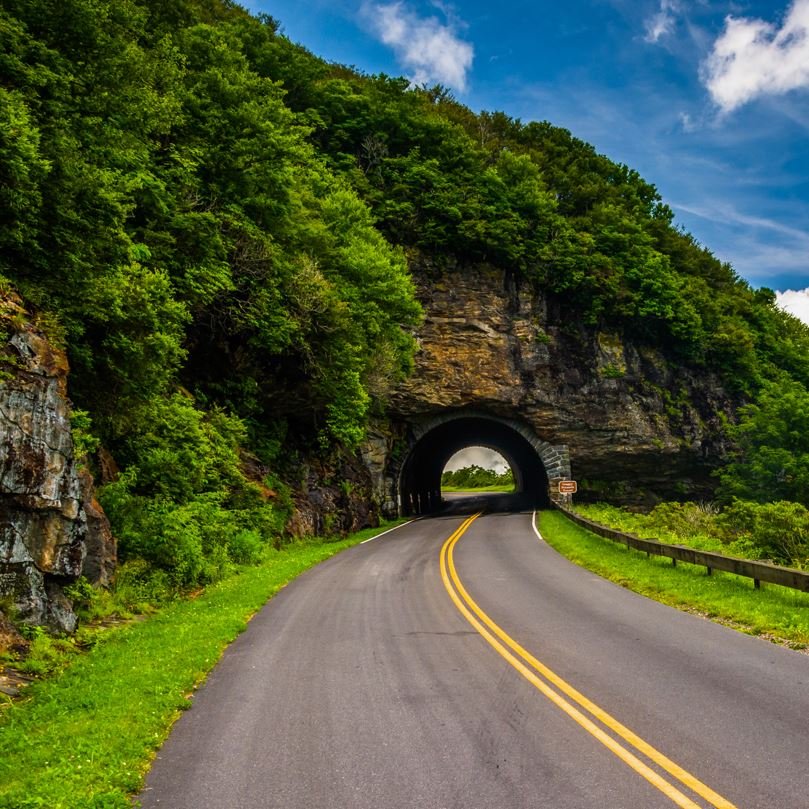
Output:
398,414,556,515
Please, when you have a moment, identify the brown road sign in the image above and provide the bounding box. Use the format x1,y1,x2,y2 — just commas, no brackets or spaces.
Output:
558,480,577,494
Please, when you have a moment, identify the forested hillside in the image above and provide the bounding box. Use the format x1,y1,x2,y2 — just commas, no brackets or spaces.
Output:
2,0,809,586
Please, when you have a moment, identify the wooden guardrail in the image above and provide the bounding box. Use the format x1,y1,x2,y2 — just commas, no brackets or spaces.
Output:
555,505,809,593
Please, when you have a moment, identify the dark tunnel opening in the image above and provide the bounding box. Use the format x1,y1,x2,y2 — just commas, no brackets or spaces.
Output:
399,416,551,515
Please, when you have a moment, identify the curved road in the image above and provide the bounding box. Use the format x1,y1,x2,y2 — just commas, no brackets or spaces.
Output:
140,503,809,808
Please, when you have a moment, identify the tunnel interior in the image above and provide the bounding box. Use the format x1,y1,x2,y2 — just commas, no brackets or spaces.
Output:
399,416,551,515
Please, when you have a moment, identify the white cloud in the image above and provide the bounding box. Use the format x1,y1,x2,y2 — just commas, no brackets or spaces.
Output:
444,447,509,473
644,0,680,43
679,111,698,132
776,289,809,324
362,2,474,91
702,0,809,113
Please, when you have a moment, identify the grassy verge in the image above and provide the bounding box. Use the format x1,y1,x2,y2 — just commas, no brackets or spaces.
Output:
538,510,809,648
573,502,731,554
0,521,405,809
442,485,515,493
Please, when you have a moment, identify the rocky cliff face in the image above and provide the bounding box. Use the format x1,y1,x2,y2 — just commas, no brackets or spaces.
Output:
285,449,383,539
366,256,738,508
0,291,115,632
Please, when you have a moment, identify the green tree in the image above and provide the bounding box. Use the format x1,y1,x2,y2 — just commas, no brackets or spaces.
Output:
718,377,809,505
442,465,514,489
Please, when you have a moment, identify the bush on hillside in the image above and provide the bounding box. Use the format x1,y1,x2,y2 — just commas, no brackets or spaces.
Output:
718,500,809,569
718,377,809,507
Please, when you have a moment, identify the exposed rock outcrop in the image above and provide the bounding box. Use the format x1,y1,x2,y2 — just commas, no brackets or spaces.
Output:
369,256,738,509
0,291,115,631
286,452,380,538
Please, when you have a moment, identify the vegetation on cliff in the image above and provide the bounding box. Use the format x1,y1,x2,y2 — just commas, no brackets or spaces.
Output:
2,0,809,586
1,0,421,585
717,378,809,506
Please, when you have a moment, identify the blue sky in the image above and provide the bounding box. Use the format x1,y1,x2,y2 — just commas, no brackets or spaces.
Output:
241,0,809,320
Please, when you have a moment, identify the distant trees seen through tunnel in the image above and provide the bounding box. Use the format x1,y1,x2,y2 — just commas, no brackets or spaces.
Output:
441,465,515,491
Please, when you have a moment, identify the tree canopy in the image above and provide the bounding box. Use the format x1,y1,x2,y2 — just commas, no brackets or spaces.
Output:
442,466,514,490
718,377,809,506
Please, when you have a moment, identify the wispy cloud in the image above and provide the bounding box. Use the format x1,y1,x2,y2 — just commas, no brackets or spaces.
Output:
679,111,698,132
672,200,809,285
644,0,680,43
701,0,809,113
361,2,474,91
776,289,809,324
672,201,809,245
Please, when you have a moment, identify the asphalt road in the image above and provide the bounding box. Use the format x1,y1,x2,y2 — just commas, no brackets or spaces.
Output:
140,500,809,809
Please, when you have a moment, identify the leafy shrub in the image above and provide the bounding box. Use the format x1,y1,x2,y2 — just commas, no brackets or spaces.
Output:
228,529,265,565
112,560,174,611
580,500,809,569
68,409,100,459
644,501,720,538
100,479,281,588
95,389,289,589
575,501,726,554
718,500,809,568
14,627,76,676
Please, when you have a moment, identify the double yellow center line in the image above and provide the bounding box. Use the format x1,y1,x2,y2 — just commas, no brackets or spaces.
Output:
439,512,737,809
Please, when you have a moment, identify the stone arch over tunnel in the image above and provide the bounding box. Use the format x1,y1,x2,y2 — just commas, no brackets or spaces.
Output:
398,411,571,515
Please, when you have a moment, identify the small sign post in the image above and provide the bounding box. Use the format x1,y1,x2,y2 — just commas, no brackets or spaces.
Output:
558,480,577,494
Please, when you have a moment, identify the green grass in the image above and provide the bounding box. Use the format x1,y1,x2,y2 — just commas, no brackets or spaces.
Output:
0,521,405,809
441,484,515,493
574,502,731,554
538,510,809,648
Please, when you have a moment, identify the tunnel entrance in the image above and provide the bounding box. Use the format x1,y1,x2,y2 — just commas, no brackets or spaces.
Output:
398,412,568,515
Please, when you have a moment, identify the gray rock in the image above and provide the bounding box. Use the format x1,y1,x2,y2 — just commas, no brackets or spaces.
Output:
0,291,114,632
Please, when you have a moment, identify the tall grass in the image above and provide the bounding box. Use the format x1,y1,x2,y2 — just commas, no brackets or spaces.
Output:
574,501,728,554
